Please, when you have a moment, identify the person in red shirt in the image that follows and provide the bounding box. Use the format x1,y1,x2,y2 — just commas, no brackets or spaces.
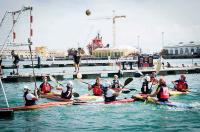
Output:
146,77,169,102
88,77,103,96
172,74,188,92
39,76,53,94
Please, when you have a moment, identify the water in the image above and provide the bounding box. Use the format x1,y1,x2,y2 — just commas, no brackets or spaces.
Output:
0,59,200,131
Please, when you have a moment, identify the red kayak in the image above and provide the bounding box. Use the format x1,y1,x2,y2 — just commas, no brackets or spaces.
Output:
73,98,135,105
0,101,73,111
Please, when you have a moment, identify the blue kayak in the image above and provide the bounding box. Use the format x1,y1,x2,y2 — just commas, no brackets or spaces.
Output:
133,93,193,109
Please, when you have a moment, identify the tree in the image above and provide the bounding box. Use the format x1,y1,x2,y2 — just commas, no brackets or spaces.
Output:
160,49,168,55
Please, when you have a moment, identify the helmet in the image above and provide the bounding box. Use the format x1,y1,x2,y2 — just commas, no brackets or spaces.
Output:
24,85,28,89
67,81,73,87
144,76,151,82
23,85,30,92
104,81,111,88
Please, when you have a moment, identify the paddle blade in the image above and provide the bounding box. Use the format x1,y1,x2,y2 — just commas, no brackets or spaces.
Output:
0,110,14,118
156,60,162,75
124,77,133,87
121,89,131,94
49,75,57,83
73,92,80,97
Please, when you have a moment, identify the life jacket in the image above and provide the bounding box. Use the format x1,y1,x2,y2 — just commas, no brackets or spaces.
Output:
176,81,188,91
112,80,120,88
141,81,152,94
92,84,103,96
157,85,169,100
24,92,36,106
40,82,51,93
61,86,72,99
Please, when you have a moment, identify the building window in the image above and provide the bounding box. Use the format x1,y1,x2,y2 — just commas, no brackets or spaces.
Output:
170,49,173,55
191,48,194,53
185,48,189,54
180,48,183,54
175,49,178,55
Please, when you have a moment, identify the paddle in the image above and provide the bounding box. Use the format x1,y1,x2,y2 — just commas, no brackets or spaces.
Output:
49,75,80,97
0,78,14,118
121,77,137,93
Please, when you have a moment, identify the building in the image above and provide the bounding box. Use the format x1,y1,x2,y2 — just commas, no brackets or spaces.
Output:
1,46,67,59
93,46,138,58
163,42,200,55
2,47,37,59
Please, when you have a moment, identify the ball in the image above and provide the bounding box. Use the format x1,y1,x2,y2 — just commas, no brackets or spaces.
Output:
85,9,91,16
77,72,82,79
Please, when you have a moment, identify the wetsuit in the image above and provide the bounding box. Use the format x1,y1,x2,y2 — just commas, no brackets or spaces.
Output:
73,53,81,65
61,86,72,99
24,92,36,106
141,81,152,94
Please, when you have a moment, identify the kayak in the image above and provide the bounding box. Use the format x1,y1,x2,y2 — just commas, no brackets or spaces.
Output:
40,92,60,98
45,95,72,102
78,94,103,101
73,98,135,105
132,93,192,109
0,101,72,111
169,90,189,96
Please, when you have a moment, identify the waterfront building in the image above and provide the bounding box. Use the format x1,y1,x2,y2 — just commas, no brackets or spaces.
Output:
163,42,200,55
2,46,67,59
93,46,138,58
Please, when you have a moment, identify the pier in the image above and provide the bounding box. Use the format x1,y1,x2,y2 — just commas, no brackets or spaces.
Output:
1,66,200,82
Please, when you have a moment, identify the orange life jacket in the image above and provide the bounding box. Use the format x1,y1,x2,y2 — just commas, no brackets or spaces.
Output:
41,83,51,93
93,85,103,96
176,81,188,91
158,86,169,99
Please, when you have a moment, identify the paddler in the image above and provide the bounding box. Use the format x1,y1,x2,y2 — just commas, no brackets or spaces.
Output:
103,81,120,102
111,75,122,89
23,85,38,106
172,74,188,92
88,77,103,96
145,78,169,102
141,75,152,94
57,81,73,99
39,76,53,94
150,72,158,85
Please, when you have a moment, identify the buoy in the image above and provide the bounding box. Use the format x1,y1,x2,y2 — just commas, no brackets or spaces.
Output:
85,9,91,16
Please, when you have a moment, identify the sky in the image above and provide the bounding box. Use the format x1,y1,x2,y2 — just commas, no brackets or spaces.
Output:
0,0,200,53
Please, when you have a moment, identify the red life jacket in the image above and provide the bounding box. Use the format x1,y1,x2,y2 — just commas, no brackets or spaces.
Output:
158,86,169,99
176,81,187,91
93,85,103,96
41,83,51,93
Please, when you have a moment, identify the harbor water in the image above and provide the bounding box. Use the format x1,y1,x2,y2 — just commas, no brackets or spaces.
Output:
0,59,200,132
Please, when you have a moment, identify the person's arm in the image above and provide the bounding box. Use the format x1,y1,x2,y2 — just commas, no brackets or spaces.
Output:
88,84,93,91
148,87,160,97
56,85,63,90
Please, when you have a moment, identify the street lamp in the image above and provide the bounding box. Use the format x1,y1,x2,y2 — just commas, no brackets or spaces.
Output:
191,51,194,67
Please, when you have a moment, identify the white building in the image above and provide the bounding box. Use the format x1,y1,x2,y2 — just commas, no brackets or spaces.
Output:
163,42,200,55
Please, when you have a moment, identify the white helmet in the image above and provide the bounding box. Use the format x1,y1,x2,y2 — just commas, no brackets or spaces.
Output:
67,81,73,87
24,85,28,89
144,76,151,82
104,81,111,88
114,74,118,78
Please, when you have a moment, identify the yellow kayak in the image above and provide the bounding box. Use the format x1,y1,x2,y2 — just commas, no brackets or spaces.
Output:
78,94,103,101
169,90,189,96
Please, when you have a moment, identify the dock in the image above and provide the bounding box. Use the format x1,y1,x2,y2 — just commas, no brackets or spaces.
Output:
1,66,200,82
